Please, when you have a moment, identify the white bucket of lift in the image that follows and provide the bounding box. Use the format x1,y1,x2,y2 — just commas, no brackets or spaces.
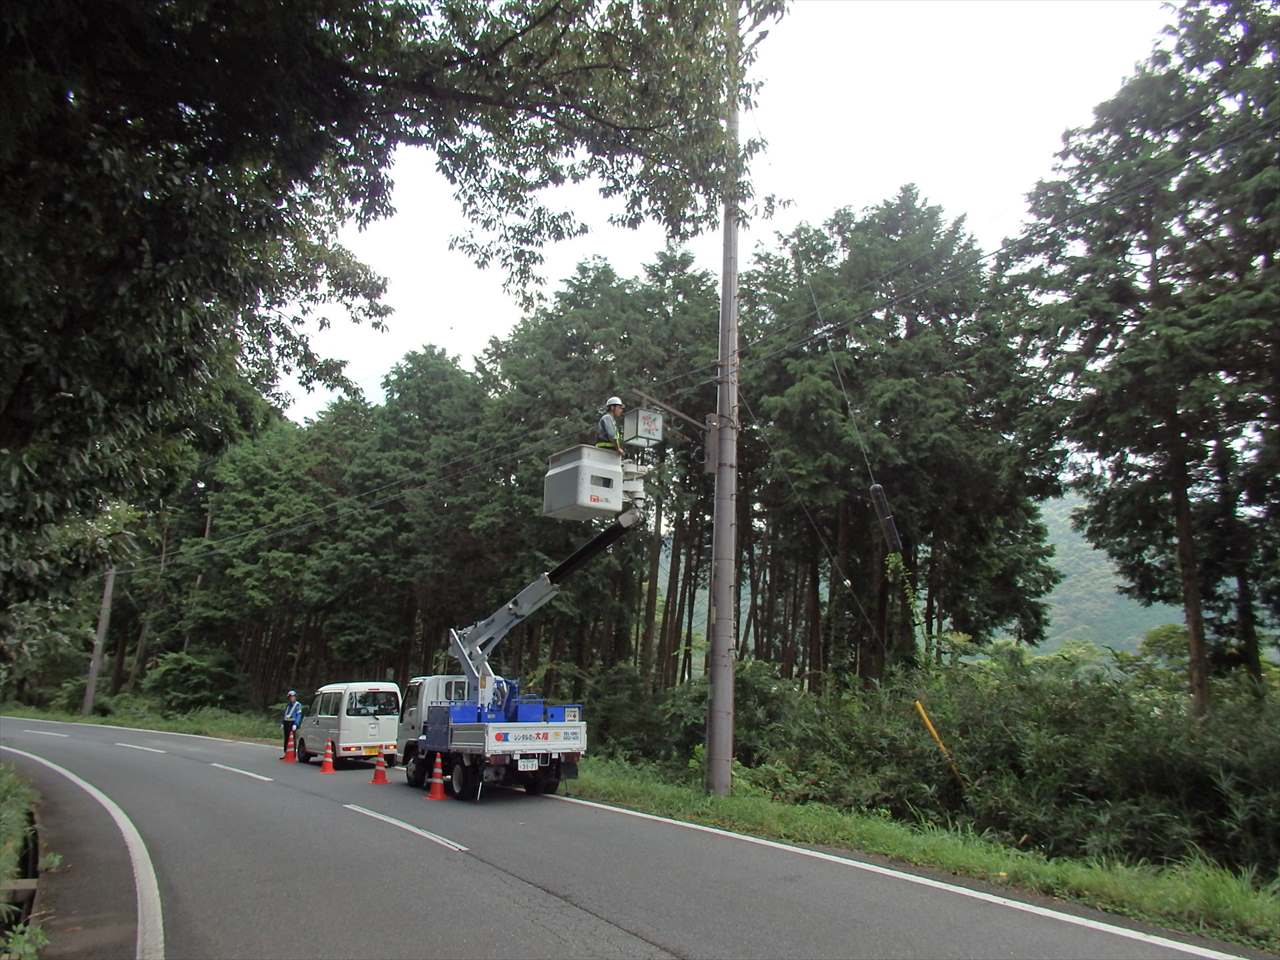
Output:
543,446,624,520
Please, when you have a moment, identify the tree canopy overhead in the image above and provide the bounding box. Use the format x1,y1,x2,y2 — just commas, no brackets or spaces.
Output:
0,0,781,612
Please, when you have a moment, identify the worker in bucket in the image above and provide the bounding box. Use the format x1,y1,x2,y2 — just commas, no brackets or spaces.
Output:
281,690,303,758
596,396,625,455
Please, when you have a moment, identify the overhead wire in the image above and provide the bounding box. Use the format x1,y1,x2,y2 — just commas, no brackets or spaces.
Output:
737,389,884,653
640,108,1280,399
104,105,1275,580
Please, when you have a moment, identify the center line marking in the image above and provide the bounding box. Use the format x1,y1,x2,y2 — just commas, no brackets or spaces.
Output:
23,730,69,737
210,762,273,782
343,804,468,852
116,743,167,754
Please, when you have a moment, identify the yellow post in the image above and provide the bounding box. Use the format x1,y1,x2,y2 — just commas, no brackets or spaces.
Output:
914,699,965,789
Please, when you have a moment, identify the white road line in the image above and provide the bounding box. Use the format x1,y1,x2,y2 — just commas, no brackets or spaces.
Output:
2,746,164,960
343,804,468,852
2,715,273,748
116,743,168,754
209,762,273,782
551,796,1246,960
21,729,69,737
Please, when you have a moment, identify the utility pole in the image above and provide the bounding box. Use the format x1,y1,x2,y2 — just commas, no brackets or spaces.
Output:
82,566,116,715
706,0,740,797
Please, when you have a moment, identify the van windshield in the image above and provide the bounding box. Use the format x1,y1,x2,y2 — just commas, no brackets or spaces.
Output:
347,691,400,717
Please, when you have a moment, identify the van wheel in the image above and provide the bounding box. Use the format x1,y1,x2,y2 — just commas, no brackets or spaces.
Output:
384,753,396,768
297,739,311,764
405,750,427,788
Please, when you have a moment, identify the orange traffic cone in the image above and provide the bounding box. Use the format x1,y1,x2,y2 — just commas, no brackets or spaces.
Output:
319,740,336,775
425,752,447,800
370,754,389,785
282,730,297,763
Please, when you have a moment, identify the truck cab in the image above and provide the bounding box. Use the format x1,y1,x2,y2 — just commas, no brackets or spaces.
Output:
397,674,467,764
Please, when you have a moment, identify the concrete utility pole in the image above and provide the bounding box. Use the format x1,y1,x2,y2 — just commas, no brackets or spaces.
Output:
706,0,740,797
82,565,116,715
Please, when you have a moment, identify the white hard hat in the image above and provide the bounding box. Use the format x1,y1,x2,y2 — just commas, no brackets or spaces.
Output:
606,396,623,407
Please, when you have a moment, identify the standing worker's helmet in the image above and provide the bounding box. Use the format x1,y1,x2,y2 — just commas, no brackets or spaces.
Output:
606,396,623,408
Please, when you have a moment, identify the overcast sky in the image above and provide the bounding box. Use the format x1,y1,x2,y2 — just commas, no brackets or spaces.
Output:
285,0,1175,422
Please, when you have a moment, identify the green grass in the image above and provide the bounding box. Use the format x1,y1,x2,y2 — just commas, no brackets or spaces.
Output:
7,706,1276,952
571,756,1280,954
0,764,37,890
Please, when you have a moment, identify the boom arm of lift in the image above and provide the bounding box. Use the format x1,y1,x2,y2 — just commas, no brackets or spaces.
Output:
449,509,643,708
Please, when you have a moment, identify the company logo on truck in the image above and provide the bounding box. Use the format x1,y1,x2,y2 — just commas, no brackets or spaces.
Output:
495,730,582,745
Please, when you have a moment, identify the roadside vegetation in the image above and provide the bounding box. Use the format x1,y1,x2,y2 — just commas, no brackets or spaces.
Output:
0,764,46,960
6,634,1277,952
572,757,1280,954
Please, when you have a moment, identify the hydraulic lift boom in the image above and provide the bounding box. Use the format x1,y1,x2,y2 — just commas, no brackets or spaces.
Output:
448,509,643,709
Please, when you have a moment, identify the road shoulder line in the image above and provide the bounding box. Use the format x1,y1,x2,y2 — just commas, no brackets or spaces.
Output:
1,745,165,960
550,795,1244,960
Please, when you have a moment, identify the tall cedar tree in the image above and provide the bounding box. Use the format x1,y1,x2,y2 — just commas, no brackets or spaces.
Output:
1008,0,1279,716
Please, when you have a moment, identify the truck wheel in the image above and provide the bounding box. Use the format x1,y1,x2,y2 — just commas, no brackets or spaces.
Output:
540,777,560,795
297,739,311,764
404,749,427,788
451,759,479,801
450,758,468,800
524,777,544,795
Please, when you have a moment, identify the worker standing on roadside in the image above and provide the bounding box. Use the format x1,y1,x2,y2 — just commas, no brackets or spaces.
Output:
596,396,625,455
281,690,303,758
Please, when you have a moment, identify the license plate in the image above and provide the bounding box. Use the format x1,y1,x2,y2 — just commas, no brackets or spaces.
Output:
517,758,539,772
363,747,379,756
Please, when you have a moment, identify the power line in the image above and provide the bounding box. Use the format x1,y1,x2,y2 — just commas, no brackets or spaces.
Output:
737,389,884,654
641,110,1280,399
105,108,1277,580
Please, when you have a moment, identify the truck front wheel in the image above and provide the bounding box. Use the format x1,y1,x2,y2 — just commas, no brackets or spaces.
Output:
404,749,427,788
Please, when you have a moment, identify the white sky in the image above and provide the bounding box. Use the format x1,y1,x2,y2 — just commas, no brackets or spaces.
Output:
286,0,1174,422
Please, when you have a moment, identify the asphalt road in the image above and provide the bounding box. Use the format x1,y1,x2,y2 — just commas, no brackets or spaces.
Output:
0,718,1265,960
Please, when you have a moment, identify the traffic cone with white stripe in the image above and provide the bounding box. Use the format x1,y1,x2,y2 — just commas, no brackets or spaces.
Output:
426,752,447,800
319,740,336,775
370,753,389,785
282,729,297,763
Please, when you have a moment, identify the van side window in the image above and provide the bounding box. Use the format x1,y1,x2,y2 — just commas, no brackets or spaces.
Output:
444,679,467,701
320,692,339,717
310,696,321,718
401,684,420,722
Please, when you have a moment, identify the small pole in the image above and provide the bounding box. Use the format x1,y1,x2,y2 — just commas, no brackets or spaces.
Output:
913,698,965,790
82,566,116,715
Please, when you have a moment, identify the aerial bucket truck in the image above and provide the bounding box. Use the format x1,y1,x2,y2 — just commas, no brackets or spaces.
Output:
396,412,660,800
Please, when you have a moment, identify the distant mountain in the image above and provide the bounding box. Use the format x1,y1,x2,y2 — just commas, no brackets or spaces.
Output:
1036,494,1182,653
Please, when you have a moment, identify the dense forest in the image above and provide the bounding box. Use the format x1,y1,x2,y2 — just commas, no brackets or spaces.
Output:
2,0,1278,878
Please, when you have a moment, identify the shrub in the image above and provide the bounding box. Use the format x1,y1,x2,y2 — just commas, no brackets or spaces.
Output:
141,651,250,714
598,651,1280,879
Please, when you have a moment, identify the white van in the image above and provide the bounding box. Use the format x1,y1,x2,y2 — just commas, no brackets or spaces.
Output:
297,681,401,766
